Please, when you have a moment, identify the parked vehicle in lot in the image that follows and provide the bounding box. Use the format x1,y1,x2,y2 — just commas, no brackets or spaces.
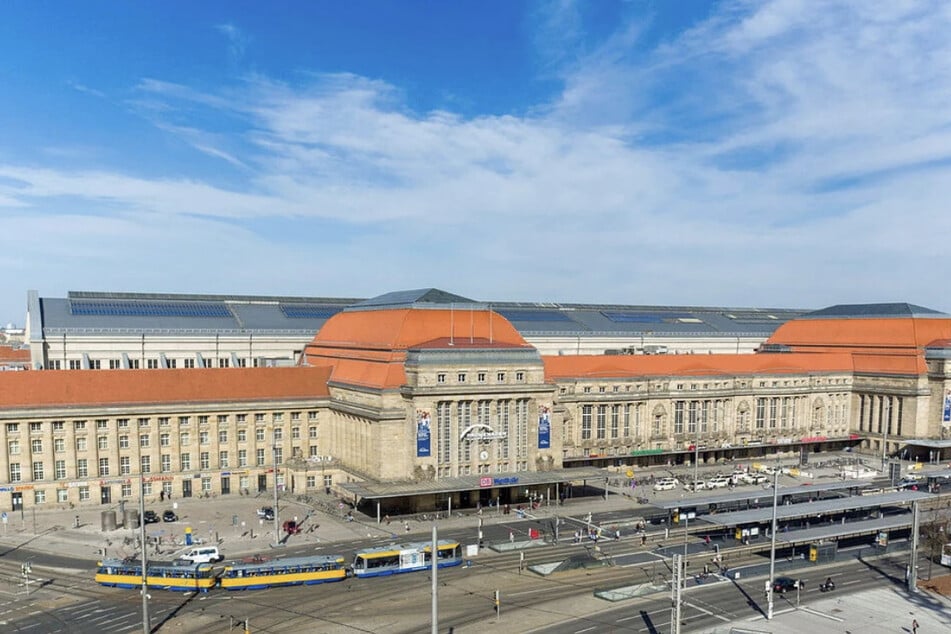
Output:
684,480,707,492
706,476,731,489
257,506,275,520
772,576,803,593
162,510,179,522
143,510,160,524
740,472,768,485
653,477,680,492
283,520,302,535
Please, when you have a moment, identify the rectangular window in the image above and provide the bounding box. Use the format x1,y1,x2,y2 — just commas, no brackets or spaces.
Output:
218,414,229,424
238,449,247,467
611,405,620,439
200,452,210,469
309,426,318,439
141,455,151,474
291,427,300,440
674,401,685,434
31,439,42,453
79,486,90,501
219,451,229,468
52,421,65,431
180,453,191,470
437,401,452,465
477,372,486,383
55,459,66,479
119,436,129,449
140,434,150,448
755,398,766,429
159,417,170,427
200,431,209,445
6,423,18,433
8,439,19,455
237,414,247,423
255,428,265,442
256,448,265,466
180,433,190,446
34,490,46,504
308,411,318,421
160,433,170,447
120,456,131,475
497,372,505,382
238,429,247,442
218,430,228,443
33,461,45,479
9,463,20,482
179,416,190,426
161,454,171,473
77,459,88,478
255,413,265,423
198,415,209,425
74,420,87,430
57,488,68,503
457,373,466,383
138,417,150,427
273,428,283,441
98,436,108,450
581,405,592,440
117,418,129,428
596,405,607,440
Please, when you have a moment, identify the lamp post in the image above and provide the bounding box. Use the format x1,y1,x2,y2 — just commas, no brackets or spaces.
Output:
139,472,150,634
766,467,779,620
272,439,280,548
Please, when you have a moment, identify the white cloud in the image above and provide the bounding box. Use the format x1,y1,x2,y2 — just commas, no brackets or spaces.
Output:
2,0,950,322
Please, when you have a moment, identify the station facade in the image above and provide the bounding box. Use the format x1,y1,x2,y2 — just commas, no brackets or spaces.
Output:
1,290,950,512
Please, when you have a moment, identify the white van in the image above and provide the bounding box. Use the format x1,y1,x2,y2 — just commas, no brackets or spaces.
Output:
179,546,222,564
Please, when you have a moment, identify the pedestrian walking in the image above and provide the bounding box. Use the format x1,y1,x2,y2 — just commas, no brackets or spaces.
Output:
912,618,919,633
509,530,514,543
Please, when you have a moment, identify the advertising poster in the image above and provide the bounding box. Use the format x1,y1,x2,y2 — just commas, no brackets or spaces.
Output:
416,410,432,457
538,405,551,449
944,390,951,423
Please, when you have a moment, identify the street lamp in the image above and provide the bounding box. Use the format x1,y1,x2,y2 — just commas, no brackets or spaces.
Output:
138,472,150,634
272,439,281,548
766,466,779,619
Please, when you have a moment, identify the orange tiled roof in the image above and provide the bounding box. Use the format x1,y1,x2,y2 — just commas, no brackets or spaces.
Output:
0,367,332,410
309,308,527,351
543,353,856,380
0,345,30,363
301,308,529,389
768,317,951,352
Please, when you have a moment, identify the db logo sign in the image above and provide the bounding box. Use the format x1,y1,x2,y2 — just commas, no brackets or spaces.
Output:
479,477,493,488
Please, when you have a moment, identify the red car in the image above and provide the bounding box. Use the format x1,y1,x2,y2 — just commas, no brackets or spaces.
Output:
283,520,301,535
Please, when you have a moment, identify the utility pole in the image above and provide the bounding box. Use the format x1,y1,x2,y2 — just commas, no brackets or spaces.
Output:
670,553,683,634
766,467,779,620
908,500,920,593
431,525,438,634
139,473,150,634
272,437,280,548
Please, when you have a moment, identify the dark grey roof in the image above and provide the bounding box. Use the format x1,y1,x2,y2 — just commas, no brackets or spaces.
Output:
34,289,808,339
802,303,946,320
349,288,479,311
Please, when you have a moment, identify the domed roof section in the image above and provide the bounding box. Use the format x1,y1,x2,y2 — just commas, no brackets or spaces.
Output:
766,302,951,352
309,288,529,351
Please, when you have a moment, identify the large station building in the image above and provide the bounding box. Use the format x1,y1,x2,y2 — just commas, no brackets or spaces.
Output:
1,289,950,514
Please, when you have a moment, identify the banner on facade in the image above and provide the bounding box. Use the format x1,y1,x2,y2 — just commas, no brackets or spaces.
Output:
944,390,951,423
538,405,551,449
416,410,432,457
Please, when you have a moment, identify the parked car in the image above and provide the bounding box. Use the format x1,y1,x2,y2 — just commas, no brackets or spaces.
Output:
772,577,803,593
162,510,179,522
653,478,680,492
684,480,707,492
707,476,731,489
142,510,160,524
257,506,275,520
283,520,302,535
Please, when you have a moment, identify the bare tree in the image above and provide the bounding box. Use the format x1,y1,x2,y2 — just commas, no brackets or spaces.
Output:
920,508,951,581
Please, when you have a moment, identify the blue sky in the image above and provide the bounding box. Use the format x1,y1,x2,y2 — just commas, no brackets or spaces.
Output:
1,0,950,325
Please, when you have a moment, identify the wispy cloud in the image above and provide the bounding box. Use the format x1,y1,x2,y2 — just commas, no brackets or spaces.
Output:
215,23,249,63
2,0,950,320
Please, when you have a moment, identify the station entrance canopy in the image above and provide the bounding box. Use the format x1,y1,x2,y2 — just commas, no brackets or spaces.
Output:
339,467,609,504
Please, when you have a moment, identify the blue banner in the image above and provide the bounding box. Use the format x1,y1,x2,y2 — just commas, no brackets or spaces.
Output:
416,410,432,457
944,392,951,423
538,406,551,449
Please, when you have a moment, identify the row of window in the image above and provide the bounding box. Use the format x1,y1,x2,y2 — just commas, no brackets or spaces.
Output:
3,411,319,435
48,357,284,370
435,371,526,384
7,444,322,483
565,376,850,395
7,426,319,455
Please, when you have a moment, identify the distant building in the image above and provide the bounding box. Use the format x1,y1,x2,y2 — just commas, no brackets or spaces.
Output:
0,290,948,513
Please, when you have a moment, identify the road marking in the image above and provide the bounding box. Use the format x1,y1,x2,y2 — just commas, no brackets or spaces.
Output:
684,601,730,622
799,606,844,621
574,627,597,633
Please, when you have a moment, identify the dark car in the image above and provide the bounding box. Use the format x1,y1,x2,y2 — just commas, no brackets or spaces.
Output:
257,506,275,520
162,510,179,522
772,577,803,593
142,510,160,524
283,520,301,535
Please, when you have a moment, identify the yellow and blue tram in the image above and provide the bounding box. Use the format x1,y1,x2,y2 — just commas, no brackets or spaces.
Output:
95,558,217,592
219,554,349,590
351,540,463,578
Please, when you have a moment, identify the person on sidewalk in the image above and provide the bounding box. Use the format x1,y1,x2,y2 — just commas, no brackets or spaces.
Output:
913,618,919,633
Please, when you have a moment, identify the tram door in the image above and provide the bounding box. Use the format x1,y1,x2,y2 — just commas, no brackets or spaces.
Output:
182,479,192,498
100,486,111,504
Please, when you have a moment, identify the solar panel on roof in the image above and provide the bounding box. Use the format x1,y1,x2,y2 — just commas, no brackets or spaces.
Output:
495,309,573,322
70,301,231,318
280,305,342,319
601,311,663,323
